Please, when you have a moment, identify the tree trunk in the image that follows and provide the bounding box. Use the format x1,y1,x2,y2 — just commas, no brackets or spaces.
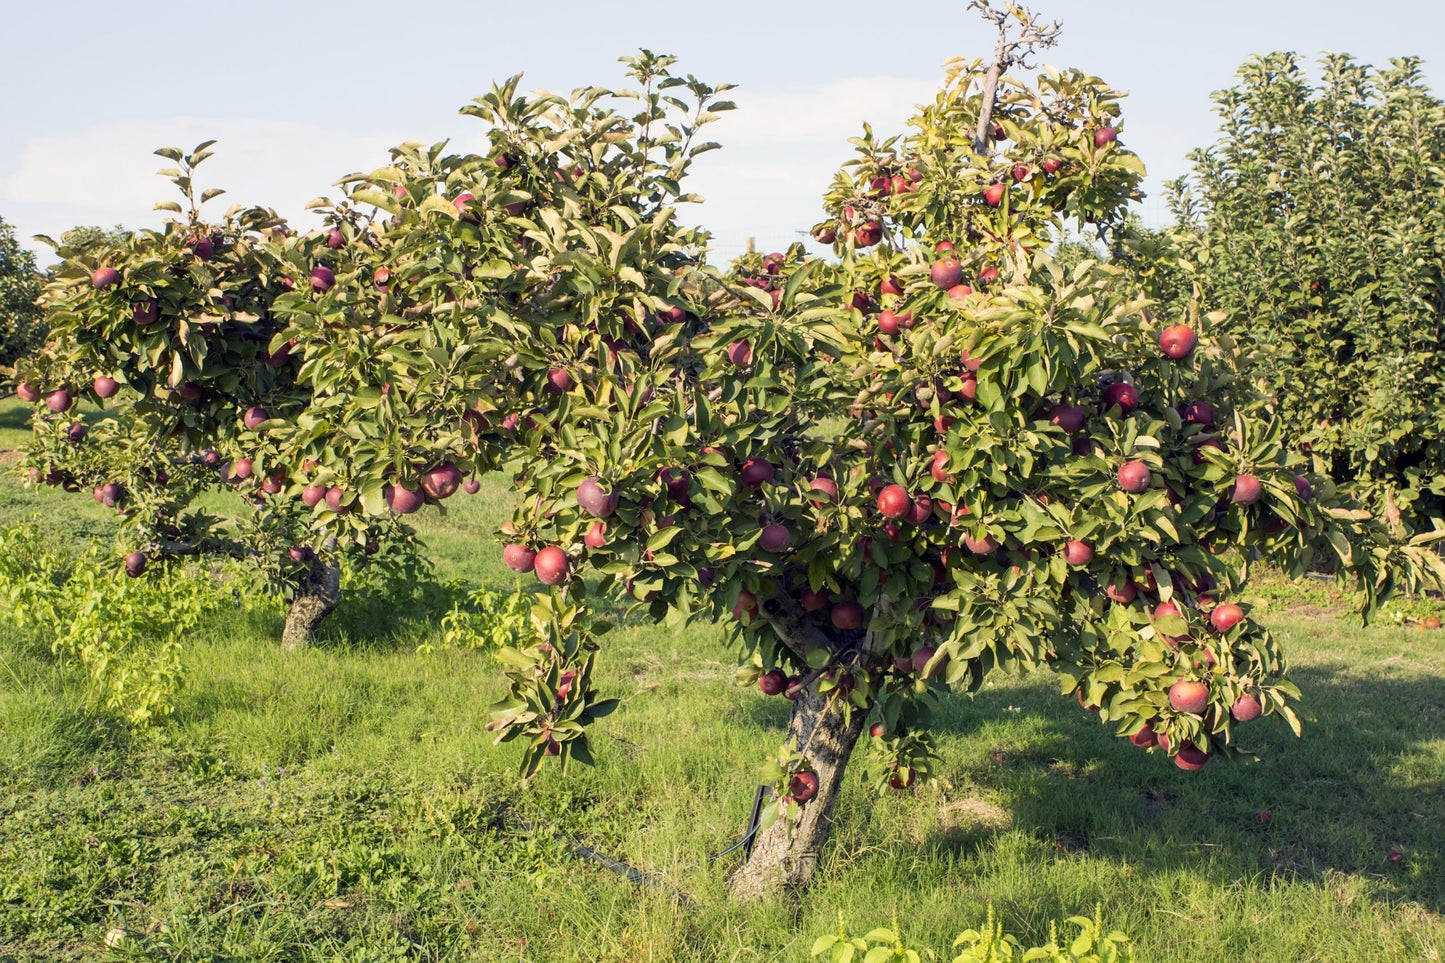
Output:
281,555,341,650
726,684,867,899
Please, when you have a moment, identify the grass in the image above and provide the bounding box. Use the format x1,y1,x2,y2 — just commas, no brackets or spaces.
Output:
0,400,1442,961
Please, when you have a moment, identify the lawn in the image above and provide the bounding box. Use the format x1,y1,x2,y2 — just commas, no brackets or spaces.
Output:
0,401,1441,961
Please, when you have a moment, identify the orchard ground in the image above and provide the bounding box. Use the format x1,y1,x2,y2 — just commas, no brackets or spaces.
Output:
0,394,1441,960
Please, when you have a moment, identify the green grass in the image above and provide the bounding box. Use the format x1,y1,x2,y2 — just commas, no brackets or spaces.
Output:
0,437,1442,961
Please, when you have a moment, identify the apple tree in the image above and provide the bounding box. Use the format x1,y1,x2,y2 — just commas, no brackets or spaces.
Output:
480,9,1445,899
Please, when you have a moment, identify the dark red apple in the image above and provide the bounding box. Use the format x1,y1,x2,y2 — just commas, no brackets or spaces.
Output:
45,388,73,413
326,228,346,249
931,258,963,289
1231,474,1262,505
67,423,87,442
310,265,334,292
1094,127,1118,148
1294,475,1314,501
1106,580,1138,603
15,382,39,403
288,546,315,564
1063,539,1094,566
192,237,214,260
124,551,146,577
576,477,619,518
727,339,752,367
386,483,425,514
831,601,865,630
869,721,886,738
759,524,791,553
302,484,327,508
759,669,787,696
740,457,774,488
545,368,575,394
889,768,915,790
799,587,828,611
91,267,121,290
1042,157,1064,175
788,771,819,803
911,645,940,677
1048,403,1086,433
132,300,159,326
853,222,882,247
464,479,481,495
1117,460,1151,493
1102,382,1138,414
325,487,350,513
422,463,463,500
243,407,269,430
1182,401,1216,426
231,459,253,481
99,482,123,507
1159,324,1197,359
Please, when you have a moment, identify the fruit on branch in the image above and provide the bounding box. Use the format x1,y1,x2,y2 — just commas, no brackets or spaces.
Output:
877,484,912,520
310,265,334,292
1159,324,1198,359
1106,580,1138,603
911,645,940,677
740,457,775,488
503,543,537,573
325,487,350,513
759,524,791,553
869,721,886,738
1117,460,1151,493
422,463,463,500
659,467,691,503
931,451,955,483
1130,728,1158,748
326,228,346,250
132,300,160,326
288,546,315,563
124,551,146,577
831,600,865,630
91,267,121,290
727,339,753,367
15,382,39,403
546,368,575,394
68,423,87,442
1231,693,1262,722
888,768,915,790
243,407,269,430
576,477,619,518
1231,474,1262,505
45,388,73,413
983,184,1006,207
1048,403,1086,433
1294,475,1314,501
192,237,214,260
931,258,963,289
759,669,787,696
1042,157,1064,175
1102,382,1138,414
1182,401,1215,426
1094,127,1118,148
1210,603,1244,632
533,546,570,585
464,479,481,495
584,521,608,549
99,482,123,507
1168,679,1210,715
230,459,253,481
788,771,819,803
1063,539,1094,566
1173,744,1210,771
302,484,326,508
853,222,882,247
385,483,425,514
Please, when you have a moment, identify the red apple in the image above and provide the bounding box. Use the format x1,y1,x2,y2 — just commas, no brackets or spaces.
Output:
869,721,886,738
545,368,575,394
132,300,159,325
788,771,819,803
853,222,882,247
1063,539,1094,566
808,476,838,504
1117,460,1151,493
533,546,570,585
759,524,791,553
576,477,619,517
982,184,1006,207
877,484,912,520
1042,157,1064,175
1130,728,1158,748
1210,603,1244,633
759,669,787,696
1102,382,1138,414
1231,474,1262,505
1231,694,1263,722
1182,401,1216,426
911,645,940,677
385,483,425,514
503,544,537,573
1174,744,1210,771
464,479,481,494
831,600,865,630
1106,580,1138,603
1159,324,1197,359
727,340,752,367
91,267,121,290
799,587,828,611
45,388,73,413
192,237,214,260
325,487,350,513
15,382,39,403
326,228,346,250
888,768,915,790
1094,127,1118,148
1048,403,1086,433
422,463,463,500
931,258,963,289
243,407,269,430
302,485,327,508
740,458,774,488
931,450,955,483
584,521,608,549
1169,679,1210,715
124,551,146,577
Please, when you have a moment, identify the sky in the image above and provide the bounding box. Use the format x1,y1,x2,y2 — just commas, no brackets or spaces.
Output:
2,1,1441,265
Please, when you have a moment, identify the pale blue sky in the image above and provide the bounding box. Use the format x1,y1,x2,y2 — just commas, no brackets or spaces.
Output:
2,1,1441,262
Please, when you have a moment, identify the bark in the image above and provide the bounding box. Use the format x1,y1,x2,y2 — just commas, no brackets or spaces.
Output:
281,555,341,650
726,685,868,899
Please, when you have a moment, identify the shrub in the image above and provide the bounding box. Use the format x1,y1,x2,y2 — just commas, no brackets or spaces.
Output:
812,906,1133,962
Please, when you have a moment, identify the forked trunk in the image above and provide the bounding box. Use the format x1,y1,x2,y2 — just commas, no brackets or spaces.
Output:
726,684,867,899
281,555,341,650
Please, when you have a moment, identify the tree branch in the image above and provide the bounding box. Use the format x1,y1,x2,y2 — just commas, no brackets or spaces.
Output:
968,2,1063,156
758,589,833,662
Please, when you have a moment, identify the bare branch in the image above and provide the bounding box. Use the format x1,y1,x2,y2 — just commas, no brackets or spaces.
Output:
968,2,1064,156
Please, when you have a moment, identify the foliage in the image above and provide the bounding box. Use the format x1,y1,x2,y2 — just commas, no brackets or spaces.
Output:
57,223,132,255
0,522,224,724
0,215,45,367
812,907,1133,962
1168,52,1445,515
428,582,532,653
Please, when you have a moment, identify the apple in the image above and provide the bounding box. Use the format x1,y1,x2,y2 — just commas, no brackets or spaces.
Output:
1042,157,1064,175
302,485,327,508
948,284,974,302
808,476,838,504
124,551,146,577
68,423,87,443
1173,744,1210,771
1159,324,1197,359
261,471,286,495
878,310,904,336
759,669,787,696
1048,403,1086,433
385,483,425,514
879,275,904,296
288,546,315,564
201,450,222,469
99,482,123,507
727,339,752,367
1013,164,1031,181
1102,382,1138,414
533,546,570,585
1106,580,1138,603
1182,401,1216,426
911,645,939,677
982,184,1006,206
192,237,214,260
174,382,201,401
1293,475,1314,501
91,267,121,290
853,222,882,247
326,228,346,250
132,300,160,326
888,768,915,790
464,479,481,495
1117,460,1151,493
931,450,955,483
243,407,269,430
1169,679,1210,715
789,771,819,803
931,258,963,289
978,266,1000,286
545,368,575,394
813,225,837,244
906,495,933,526
658,467,691,503
991,122,1007,141
503,544,537,573
40,387,75,413
422,463,463,500
799,587,828,611
1063,539,1094,566
1130,728,1158,748
15,382,39,403
1231,474,1263,505
877,484,912,520
869,721,886,738
576,477,619,517
373,268,391,290
325,487,350,513
231,459,254,481
1388,851,1404,864
759,523,791,554
264,341,293,368
831,600,865,630
1231,694,1263,722
310,265,334,292
584,521,608,549
740,457,775,488
964,533,998,555
1210,603,1244,633
1252,809,1272,824
1193,437,1227,464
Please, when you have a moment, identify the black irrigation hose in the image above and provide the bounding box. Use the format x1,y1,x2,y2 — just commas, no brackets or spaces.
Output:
499,784,771,904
